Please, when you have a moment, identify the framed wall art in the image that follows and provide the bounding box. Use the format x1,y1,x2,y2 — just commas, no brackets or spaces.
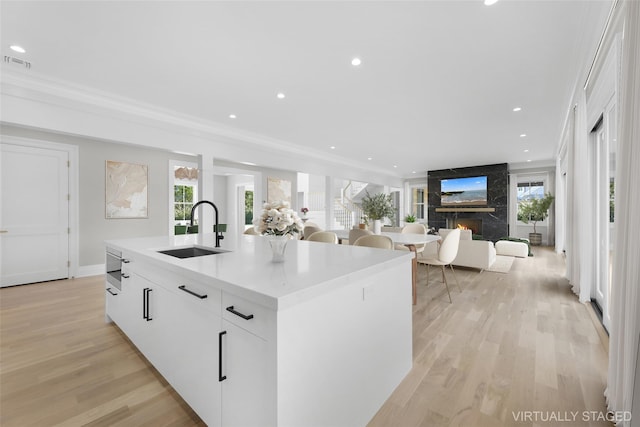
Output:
105,160,148,218
267,177,291,204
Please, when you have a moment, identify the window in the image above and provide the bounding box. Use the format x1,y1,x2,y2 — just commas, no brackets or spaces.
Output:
172,164,198,227
517,181,545,222
174,184,195,222
245,190,254,225
410,187,427,220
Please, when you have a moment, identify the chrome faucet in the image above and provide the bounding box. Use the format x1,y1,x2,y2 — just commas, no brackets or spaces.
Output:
190,200,224,248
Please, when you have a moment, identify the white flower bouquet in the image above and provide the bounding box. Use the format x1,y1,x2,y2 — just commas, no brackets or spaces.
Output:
254,200,304,238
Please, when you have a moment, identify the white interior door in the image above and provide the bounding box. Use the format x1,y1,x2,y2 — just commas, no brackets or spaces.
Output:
1,143,70,287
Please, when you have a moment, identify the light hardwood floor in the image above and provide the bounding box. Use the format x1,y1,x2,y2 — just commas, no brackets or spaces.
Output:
1,247,611,426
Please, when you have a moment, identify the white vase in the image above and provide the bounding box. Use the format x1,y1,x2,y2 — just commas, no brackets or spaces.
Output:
267,235,290,262
373,220,382,235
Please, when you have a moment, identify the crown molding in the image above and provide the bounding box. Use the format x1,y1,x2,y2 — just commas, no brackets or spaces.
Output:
1,68,403,184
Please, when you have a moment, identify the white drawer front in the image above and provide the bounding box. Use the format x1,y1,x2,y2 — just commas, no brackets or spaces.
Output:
131,261,222,315
222,293,274,339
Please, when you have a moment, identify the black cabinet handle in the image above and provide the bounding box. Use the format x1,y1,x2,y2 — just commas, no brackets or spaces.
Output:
178,285,208,299
121,273,130,279
106,287,118,296
218,331,227,382
142,288,153,321
226,306,254,320
143,288,148,320
122,259,130,263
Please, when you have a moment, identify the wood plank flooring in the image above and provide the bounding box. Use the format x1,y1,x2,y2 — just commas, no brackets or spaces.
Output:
0,247,610,426
370,246,611,427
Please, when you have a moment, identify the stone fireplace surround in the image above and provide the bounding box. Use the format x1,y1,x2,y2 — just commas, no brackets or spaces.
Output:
428,163,508,242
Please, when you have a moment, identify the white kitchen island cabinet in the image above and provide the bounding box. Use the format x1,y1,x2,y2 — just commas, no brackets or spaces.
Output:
105,234,413,427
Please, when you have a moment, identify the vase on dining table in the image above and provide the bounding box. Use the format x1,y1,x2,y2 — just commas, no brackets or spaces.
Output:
373,220,382,235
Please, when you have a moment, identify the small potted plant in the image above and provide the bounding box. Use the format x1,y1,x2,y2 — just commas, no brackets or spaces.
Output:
404,214,416,223
518,192,555,246
360,191,396,234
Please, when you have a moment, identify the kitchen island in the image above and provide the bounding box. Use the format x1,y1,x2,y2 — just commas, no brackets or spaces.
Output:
105,233,413,427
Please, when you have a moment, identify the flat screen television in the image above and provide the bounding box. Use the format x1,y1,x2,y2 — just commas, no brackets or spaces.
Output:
440,176,488,206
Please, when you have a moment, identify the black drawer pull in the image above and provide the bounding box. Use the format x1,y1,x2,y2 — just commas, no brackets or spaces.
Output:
121,273,130,279
218,331,227,382
226,306,254,320
106,287,118,296
178,285,208,299
143,288,153,321
122,259,130,263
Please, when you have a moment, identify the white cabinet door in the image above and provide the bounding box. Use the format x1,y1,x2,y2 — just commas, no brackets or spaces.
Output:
158,285,223,427
222,320,274,427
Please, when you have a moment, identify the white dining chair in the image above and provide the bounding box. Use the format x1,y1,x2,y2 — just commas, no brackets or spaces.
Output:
417,228,461,303
303,225,323,240
306,231,339,244
348,228,373,245
353,235,394,250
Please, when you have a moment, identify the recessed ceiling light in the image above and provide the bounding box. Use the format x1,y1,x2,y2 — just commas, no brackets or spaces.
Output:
484,0,499,5
367,157,372,160
520,134,527,138
527,159,532,162
524,149,529,153
513,107,522,112
277,93,285,99
393,165,398,168
229,114,237,119
412,171,416,174
351,57,362,66
330,146,336,150
10,45,26,53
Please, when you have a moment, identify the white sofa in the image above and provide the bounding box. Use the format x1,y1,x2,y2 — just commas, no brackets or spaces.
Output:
426,228,496,271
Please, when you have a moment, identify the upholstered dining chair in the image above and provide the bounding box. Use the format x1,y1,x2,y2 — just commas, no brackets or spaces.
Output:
303,225,323,240
353,235,394,250
348,228,373,245
395,223,428,254
243,227,259,235
417,228,461,303
306,231,339,244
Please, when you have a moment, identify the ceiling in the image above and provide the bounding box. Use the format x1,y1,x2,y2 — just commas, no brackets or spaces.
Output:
1,1,613,178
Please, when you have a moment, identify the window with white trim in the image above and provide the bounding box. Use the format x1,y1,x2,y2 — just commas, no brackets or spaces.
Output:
173,165,198,225
517,180,545,223
410,186,427,221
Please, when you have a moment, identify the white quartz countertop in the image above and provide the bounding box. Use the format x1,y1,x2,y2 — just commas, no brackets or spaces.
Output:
105,234,413,310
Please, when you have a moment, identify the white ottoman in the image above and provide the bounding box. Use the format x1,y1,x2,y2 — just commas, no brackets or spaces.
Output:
495,240,529,258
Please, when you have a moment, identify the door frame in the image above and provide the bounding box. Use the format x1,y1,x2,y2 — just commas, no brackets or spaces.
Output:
1,135,79,279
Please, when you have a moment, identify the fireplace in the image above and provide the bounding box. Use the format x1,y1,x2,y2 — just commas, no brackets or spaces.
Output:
428,163,508,242
448,218,482,236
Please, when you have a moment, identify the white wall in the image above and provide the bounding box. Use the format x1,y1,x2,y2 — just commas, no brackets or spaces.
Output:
1,124,197,267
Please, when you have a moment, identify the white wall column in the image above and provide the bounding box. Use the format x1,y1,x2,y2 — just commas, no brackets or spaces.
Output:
326,176,334,229
197,153,216,235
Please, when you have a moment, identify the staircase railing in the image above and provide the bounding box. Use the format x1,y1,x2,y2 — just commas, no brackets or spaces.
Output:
332,181,365,229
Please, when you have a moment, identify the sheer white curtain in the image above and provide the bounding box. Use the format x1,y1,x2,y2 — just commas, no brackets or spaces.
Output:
566,93,593,303
606,1,640,423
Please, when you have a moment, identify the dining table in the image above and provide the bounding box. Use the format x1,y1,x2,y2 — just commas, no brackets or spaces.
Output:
328,229,441,305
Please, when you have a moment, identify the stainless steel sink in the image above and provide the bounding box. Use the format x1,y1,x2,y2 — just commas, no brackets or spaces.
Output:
157,246,226,259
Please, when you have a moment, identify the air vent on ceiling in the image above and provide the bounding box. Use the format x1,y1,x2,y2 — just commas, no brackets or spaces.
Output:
3,56,31,69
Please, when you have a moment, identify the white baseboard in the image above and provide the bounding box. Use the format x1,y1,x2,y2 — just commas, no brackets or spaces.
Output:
76,264,105,278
